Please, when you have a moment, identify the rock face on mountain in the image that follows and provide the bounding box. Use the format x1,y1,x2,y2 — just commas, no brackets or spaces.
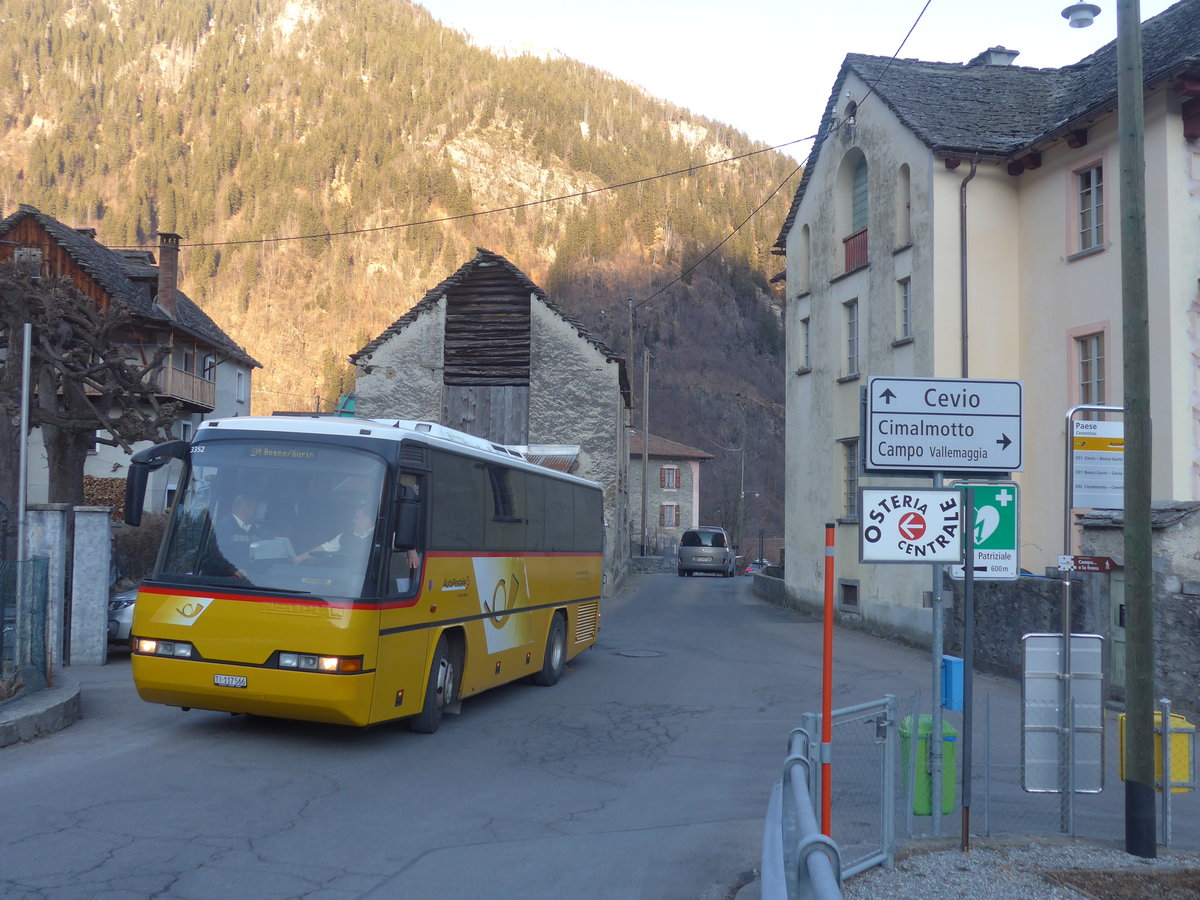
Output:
1,0,792,539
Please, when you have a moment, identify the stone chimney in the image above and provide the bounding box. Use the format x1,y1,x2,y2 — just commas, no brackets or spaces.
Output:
967,46,1020,67
157,232,181,317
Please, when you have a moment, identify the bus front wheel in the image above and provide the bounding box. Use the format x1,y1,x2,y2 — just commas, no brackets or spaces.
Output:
532,613,567,686
411,635,456,733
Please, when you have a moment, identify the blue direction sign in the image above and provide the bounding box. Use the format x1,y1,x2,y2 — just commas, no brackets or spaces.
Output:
866,377,1023,473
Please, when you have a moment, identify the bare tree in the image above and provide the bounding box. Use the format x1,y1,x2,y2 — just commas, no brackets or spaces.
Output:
0,262,179,510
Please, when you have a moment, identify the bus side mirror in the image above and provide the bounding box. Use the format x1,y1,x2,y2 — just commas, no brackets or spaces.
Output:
394,501,419,550
125,440,188,526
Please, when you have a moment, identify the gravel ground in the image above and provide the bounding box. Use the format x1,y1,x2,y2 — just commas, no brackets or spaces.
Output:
840,836,1200,899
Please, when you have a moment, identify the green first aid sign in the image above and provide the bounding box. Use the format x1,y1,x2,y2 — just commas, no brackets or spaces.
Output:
950,483,1019,581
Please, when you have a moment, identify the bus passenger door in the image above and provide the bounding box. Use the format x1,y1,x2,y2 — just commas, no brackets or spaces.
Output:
370,475,430,724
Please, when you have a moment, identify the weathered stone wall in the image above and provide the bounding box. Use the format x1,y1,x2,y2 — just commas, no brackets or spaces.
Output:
941,574,1101,682
530,302,629,594
354,302,446,420
353,296,631,595
1081,509,1200,718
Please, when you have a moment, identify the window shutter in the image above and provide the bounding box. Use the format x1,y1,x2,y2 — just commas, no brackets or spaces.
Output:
659,505,666,526
852,161,869,232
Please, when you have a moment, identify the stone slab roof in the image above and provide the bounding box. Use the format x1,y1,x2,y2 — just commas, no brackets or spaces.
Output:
629,429,714,461
0,205,259,367
1077,500,1200,530
776,0,1200,248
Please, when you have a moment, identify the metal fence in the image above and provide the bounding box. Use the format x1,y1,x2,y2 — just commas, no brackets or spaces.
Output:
0,557,50,682
763,668,1200,897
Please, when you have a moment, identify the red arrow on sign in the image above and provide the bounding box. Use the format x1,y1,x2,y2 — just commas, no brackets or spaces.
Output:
898,512,926,541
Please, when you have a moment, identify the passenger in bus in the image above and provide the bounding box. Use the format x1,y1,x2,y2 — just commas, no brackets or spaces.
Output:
292,502,420,569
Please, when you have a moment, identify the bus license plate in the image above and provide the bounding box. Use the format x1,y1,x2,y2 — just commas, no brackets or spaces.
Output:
214,674,247,688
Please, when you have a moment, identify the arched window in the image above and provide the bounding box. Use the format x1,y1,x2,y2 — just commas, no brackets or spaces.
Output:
836,150,869,273
851,160,869,233
798,224,811,292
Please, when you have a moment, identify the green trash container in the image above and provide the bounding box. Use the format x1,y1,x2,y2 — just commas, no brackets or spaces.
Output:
900,715,957,816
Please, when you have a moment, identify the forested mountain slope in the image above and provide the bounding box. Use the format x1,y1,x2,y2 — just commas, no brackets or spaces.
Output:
1,0,796,542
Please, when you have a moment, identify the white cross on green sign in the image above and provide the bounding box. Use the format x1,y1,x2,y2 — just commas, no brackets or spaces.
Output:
950,482,1019,581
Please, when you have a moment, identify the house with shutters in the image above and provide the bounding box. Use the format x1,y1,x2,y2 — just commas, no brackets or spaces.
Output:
350,247,632,592
628,429,713,553
0,204,260,514
774,0,1200,642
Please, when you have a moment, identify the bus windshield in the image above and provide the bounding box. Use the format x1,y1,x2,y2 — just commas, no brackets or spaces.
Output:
158,438,389,599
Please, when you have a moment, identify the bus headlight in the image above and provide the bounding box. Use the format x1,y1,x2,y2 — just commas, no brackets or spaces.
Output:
278,652,362,673
136,639,195,658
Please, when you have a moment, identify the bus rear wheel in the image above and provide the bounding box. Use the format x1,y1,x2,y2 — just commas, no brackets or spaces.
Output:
532,613,567,686
411,634,456,733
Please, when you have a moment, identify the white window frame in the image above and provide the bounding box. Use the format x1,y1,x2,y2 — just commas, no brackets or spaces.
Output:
1076,163,1104,253
235,370,246,403
898,278,912,341
839,437,859,519
660,465,680,491
844,300,859,377
1077,333,1105,406
660,503,679,528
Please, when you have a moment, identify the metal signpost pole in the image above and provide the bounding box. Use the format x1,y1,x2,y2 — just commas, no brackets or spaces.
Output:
962,487,975,852
1061,576,1074,834
930,472,944,837
821,523,835,836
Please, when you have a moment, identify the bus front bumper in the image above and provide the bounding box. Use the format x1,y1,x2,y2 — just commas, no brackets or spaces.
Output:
132,654,378,727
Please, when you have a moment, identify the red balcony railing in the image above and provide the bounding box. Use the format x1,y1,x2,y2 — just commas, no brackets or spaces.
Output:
843,228,868,272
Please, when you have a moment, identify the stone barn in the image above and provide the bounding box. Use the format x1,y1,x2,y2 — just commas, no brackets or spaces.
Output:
350,248,632,592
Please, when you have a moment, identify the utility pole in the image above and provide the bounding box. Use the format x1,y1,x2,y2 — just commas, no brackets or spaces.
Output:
1059,0,1154,855
627,297,634,359
1115,0,1155,858
737,449,746,557
640,349,650,557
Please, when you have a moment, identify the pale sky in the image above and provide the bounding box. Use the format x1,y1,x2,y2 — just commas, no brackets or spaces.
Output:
417,0,1176,161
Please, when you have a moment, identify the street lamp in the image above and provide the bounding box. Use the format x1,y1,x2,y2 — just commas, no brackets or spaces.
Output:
1061,2,1100,27
1061,0,1155,858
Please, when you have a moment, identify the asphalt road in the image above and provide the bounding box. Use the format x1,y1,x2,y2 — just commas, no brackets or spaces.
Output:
3,573,1196,899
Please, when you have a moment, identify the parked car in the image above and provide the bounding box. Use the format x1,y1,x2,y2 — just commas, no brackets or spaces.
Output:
108,586,137,647
677,526,736,577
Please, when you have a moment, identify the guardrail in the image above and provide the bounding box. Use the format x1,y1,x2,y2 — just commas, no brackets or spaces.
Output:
761,724,843,900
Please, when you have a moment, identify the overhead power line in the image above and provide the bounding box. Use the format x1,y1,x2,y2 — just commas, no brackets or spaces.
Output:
626,0,934,313
114,136,814,252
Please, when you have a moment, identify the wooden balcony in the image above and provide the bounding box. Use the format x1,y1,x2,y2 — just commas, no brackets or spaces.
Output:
843,228,868,272
84,365,216,410
154,366,217,410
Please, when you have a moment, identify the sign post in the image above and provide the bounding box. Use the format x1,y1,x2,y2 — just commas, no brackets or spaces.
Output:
859,489,964,564
860,377,1023,837
951,482,1020,581
866,377,1023,474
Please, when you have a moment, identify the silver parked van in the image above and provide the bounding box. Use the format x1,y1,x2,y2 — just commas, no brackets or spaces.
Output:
677,526,735,577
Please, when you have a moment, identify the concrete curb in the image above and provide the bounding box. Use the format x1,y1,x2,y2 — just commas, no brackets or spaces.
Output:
0,673,82,747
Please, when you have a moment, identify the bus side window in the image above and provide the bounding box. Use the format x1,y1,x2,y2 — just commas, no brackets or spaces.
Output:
390,476,423,595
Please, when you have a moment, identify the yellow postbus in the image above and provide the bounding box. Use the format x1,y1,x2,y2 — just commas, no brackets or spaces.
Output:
123,416,603,731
